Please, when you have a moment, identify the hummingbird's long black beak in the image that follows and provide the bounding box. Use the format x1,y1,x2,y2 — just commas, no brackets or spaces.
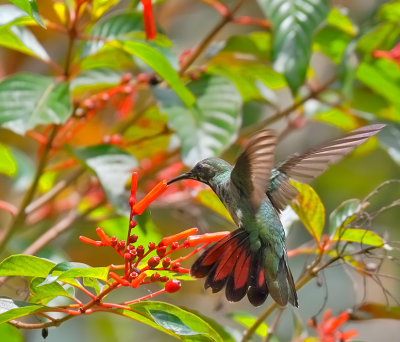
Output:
167,172,193,185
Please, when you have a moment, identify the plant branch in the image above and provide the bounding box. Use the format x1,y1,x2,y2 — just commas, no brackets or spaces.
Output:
246,76,337,133
0,125,59,254
179,0,249,76
25,168,85,215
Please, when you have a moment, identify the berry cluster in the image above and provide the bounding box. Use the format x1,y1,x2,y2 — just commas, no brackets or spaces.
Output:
79,172,229,303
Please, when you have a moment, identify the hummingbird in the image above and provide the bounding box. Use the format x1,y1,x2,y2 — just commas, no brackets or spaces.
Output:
167,124,384,307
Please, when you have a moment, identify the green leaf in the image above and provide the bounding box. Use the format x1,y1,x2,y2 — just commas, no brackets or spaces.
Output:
0,4,36,27
82,12,143,57
110,40,195,107
0,24,49,61
229,311,268,338
313,26,352,63
49,262,109,282
30,277,74,305
0,74,72,135
290,182,325,243
120,301,225,341
257,0,330,93
0,298,45,324
326,7,357,36
378,122,400,165
71,67,122,93
328,199,362,236
0,255,55,278
71,144,137,213
333,228,384,246
91,0,121,19
157,74,242,166
314,108,363,131
357,59,400,106
0,144,17,177
195,189,233,223
0,323,24,342
8,0,45,28
357,22,400,55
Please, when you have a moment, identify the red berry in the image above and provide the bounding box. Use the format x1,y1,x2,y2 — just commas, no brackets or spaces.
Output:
160,276,169,283
157,246,167,258
129,235,138,243
130,272,138,279
148,242,156,250
124,253,132,260
162,257,171,268
127,244,135,251
117,240,126,250
137,245,144,257
110,236,118,246
121,73,132,83
165,279,181,293
148,256,160,268
171,242,179,250
171,262,180,270
151,273,160,282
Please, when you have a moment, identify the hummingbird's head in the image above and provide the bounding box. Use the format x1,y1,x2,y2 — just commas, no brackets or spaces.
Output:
167,158,232,186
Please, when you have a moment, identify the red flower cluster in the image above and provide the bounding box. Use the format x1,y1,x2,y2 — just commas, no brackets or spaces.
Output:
309,309,358,342
79,172,229,304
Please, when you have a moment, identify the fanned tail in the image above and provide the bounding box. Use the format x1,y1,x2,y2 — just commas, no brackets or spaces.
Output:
190,229,298,307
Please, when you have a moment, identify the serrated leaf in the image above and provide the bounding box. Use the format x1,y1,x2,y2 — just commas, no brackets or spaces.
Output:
290,182,325,243
195,189,233,223
119,301,224,341
229,311,268,338
157,74,242,166
0,255,55,278
30,277,73,305
0,144,17,177
8,0,45,28
82,12,143,57
71,144,137,213
328,198,361,236
0,74,72,135
257,0,330,93
110,40,195,107
333,228,383,246
0,298,45,324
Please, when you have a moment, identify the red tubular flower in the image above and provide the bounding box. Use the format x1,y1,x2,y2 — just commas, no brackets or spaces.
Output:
309,309,358,342
186,231,230,247
140,0,156,40
79,236,102,247
96,227,111,245
131,272,147,288
131,180,168,215
160,228,198,247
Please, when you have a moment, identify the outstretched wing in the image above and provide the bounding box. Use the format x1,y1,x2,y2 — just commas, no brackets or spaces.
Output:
230,130,277,211
268,124,385,211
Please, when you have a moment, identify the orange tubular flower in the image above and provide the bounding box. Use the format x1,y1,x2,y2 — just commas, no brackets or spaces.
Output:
131,180,168,215
186,231,230,247
309,309,358,342
140,0,156,40
160,228,199,247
